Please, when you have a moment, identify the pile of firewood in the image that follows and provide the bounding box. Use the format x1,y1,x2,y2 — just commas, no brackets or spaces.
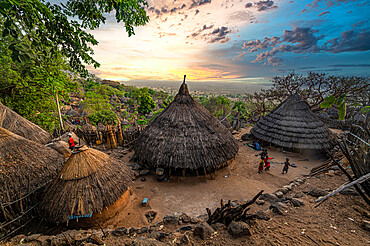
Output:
206,190,264,226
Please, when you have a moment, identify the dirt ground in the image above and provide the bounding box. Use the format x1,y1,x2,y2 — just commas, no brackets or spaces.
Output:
97,128,327,229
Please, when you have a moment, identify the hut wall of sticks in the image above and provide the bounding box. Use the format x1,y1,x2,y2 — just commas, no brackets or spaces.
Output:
40,147,133,224
133,76,239,176
0,127,64,238
250,94,334,150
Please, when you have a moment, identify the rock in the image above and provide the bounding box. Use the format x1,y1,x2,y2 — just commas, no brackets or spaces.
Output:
140,169,150,176
129,163,141,170
193,223,215,239
163,214,180,224
179,225,195,231
137,227,149,234
308,188,328,197
50,237,68,246
151,187,159,193
270,202,287,215
283,185,292,191
340,187,359,196
211,222,226,231
291,198,305,207
259,193,278,203
256,199,265,205
256,210,270,221
10,234,26,244
89,234,104,245
293,192,305,198
25,234,42,242
180,213,191,223
227,221,252,237
361,220,370,231
275,191,284,198
112,227,127,236
280,187,289,194
296,178,306,183
241,133,250,141
190,217,200,224
149,231,168,241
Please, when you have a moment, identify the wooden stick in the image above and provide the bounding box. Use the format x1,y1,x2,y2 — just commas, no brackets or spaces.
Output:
315,172,370,206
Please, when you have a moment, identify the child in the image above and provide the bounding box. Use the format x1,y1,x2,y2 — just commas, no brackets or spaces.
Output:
282,158,290,174
264,155,272,171
258,157,264,174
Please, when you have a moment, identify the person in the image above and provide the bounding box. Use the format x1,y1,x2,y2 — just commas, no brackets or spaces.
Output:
258,157,264,174
255,142,261,151
282,158,290,174
259,148,267,159
68,133,75,151
264,155,272,171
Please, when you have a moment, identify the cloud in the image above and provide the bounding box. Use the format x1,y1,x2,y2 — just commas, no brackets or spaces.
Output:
328,64,370,67
255,0,278,11
189,0,212,9
207,27,232,43
318,11,330,16
238,26,370,66
325,30,370,53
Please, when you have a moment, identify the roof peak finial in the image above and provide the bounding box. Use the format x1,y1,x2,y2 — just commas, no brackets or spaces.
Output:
183,75,186,84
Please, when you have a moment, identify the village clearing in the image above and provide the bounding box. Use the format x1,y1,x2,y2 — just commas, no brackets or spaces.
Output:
8,128,369,246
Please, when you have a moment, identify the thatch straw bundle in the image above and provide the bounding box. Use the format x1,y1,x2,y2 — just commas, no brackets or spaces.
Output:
0,102,52,144
250,94,333,149
40,148,133,223
134,81,238,171
0,127,64,204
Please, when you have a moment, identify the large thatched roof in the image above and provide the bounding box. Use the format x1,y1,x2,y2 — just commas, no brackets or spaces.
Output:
250,94,333,149
134,81,239,170
40,148,133,223
0,102,52,144
0,127,64,204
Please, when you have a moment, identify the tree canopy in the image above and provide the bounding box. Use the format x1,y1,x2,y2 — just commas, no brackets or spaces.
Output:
0,0,149,76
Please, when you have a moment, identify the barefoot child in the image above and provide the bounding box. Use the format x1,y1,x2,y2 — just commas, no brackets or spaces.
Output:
258,157,264,174
282,158,290,174
264,155,272,171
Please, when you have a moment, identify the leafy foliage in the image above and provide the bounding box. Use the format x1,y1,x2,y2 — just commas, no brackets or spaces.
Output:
321,94,347,120
0,0,149,76
88,109,118,126
138,90,156,114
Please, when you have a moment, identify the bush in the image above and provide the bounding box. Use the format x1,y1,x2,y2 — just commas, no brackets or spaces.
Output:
88,109,118,126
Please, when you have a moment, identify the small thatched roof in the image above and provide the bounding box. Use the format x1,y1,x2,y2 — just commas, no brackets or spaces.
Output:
40,148,133,223
46,141,71,158
0,102,52,144
0,127,64,204
250,94,333,149
134,80,239,170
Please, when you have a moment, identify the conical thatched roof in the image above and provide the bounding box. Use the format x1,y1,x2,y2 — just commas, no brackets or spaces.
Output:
0,127,64,204
40,148,133,223
0,102,52,144
134,81,239,170
250,94,333,149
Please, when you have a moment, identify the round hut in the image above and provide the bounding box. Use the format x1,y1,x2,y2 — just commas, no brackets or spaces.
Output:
133,78,239,175
0,127,64,217
40,147,133,224
0,102,52,144
250,94,333,149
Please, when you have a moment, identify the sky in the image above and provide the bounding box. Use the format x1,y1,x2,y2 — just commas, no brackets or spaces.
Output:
83,0,370,82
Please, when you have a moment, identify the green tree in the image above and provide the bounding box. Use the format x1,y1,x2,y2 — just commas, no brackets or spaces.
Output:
232,101,246,131
88,109,118,126
1,0,149,76
138,91,156,114
216,96,230,116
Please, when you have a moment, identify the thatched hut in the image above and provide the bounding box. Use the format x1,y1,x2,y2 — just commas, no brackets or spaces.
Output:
0,102,52,144
40,147,133,224
0,127,64,209
46,141,71,158
133,80,239,175
250,94,333,149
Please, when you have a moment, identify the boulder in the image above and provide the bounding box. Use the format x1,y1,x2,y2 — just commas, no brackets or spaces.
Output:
112,227,127,236
308,188,328,197
280,187,289,194
259,193,278,203
275,191,284,198
227,221,252,237
140,169,150,176
291,198,305,207
193,223,215,239
190,217,200,224
211,222,226,231
180,213,191,223
179,225,195,231
163,214,180,224
270,202,287,215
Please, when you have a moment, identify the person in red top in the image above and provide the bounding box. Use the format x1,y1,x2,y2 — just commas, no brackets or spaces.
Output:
68,133,75,151
264,155,272,171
